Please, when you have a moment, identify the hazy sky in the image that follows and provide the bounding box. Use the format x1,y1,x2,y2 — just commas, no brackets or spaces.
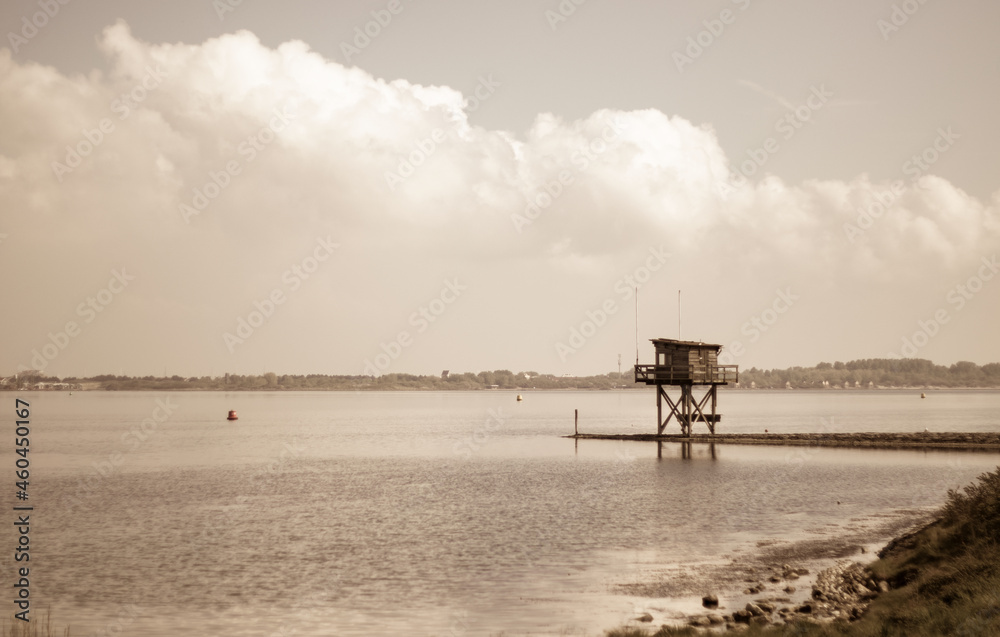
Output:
1,0,998,377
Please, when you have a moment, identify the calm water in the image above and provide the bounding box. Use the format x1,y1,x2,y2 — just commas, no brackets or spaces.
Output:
9,389,1000,636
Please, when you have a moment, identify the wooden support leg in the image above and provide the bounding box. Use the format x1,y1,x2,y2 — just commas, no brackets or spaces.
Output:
692,387,710,433
681,385,692,437
710,385,717,435
690,386,714,435
659,385,682,435
677,386,684,436
654,382,724,437
656,383,663,434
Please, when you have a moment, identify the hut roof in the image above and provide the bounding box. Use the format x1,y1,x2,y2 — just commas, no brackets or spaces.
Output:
649,338,723,350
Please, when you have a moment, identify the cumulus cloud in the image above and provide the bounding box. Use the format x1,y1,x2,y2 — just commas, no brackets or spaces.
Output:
1,22,997,376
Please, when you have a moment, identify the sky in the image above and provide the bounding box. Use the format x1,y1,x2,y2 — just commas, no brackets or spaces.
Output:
1,0,998,378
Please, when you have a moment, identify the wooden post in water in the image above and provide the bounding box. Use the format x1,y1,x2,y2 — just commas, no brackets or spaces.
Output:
574,409,578,435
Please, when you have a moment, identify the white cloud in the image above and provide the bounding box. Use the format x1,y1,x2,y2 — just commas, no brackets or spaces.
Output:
1,22,997,375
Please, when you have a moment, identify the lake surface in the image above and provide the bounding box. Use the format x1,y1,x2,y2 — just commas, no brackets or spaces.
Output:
11,389,1000,636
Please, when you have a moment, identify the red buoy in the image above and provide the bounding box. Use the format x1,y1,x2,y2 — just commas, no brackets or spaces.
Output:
227,410,238,421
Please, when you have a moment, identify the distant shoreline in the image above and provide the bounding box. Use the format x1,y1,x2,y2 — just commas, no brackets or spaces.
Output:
5,385,1000,392
5,356,1000,391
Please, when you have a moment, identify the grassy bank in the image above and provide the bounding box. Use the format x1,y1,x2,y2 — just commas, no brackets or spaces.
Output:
2,612,67,637
610,466,1000,636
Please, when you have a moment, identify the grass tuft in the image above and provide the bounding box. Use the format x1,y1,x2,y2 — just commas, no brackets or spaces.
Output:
2,611,68,637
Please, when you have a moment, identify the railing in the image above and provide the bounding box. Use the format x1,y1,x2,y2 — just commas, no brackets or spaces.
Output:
634,364,739,384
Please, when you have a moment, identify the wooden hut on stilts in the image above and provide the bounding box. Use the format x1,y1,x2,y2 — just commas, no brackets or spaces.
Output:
634,339,738,436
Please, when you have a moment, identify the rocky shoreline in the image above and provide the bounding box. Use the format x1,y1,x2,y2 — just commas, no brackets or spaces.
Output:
668,559,891,631
613,465,1000,636
618,509,935,632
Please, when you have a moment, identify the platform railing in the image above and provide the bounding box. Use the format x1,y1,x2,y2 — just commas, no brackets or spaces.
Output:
634,364,738,384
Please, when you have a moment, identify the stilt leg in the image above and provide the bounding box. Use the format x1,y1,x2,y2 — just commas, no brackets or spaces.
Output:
656,384,663,434
710,385,717,435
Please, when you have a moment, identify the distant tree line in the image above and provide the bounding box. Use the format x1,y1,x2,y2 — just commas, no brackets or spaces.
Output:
3,358,1000,391
737,358,1000,389
0,369,633,391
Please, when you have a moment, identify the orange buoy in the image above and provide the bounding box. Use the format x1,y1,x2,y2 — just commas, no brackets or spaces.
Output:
227,409,238,421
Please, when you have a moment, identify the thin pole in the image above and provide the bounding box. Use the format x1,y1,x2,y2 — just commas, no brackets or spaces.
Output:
634,287,639,365
678,289,681,340
574,409,579,435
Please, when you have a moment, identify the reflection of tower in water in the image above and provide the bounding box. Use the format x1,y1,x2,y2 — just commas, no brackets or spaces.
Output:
657,440,718,460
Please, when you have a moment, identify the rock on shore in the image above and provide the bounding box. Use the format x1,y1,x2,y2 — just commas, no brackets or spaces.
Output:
683,559,889,631
806,560,884,621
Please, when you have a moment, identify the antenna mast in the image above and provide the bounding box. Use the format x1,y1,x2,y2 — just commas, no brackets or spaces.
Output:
634,286,639,365
678,289,681,340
